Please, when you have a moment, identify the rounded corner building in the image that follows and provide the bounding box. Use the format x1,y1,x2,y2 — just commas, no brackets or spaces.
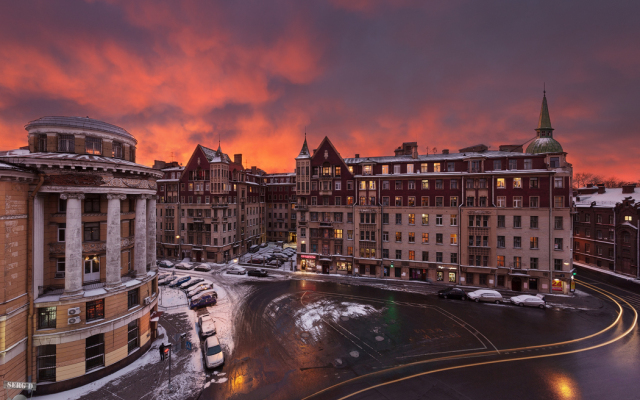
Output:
0,116,162,396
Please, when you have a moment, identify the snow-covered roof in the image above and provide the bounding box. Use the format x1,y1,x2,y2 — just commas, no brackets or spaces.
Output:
25,116,136,142
0,152,155,170
574,188,639,207
344,150,546,164
200,145,231,164
162,167,184,172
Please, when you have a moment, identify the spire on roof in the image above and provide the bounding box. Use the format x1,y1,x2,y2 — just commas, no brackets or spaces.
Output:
296,130,310,159
537,90,553,132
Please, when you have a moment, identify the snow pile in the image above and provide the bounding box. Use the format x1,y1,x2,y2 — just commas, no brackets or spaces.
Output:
159,287,188,308
291,299,381,332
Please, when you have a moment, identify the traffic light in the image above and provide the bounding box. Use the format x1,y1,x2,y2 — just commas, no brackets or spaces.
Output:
390,262,394,268
570,268,577,278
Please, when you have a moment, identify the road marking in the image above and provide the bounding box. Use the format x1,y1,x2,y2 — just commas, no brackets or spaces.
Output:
396,347,487,360
332,282,637,400
301,281,629,400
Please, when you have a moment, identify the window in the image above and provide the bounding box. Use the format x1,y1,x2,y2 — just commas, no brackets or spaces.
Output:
450,196,458,207
395,196,402,206
85,136,102,155
421,179,429,189
530,237,539,249
84,222,100,242
84,194,101,213
624,215,633,222
56,258,65,274
382,213,389,224
554,196,564,208
530,257,539,269
509,159,517,170
497,196,506,207
496,178,505,188
554,216,563,230
514,236,522,248
86,299,105,322
395,232,402,242
395,250,402,259
493,160,502,170
497,236,505,248
447,162,455,172
128,288,139,309
335,181,341,191
524,159,532,170
421,196,429,207
554,238,563,250
37,345,56,382
37,134,48,152
408,196,416,207
382,165,389,174
86,334,105,371
436,215,443,226
38,307,56,329
530,177,539,188
513,197,522,208
530,196,539,208
436,233,443,244
436,252,443,262
58,223,66,242
450,214,457,226
382,231,389,242
497,255,505,267
408,232,415,243
409,250,415,260
395,213,402,225
112,141,123,159
422,251,429,261
58,134,75,152
450,234,457,245
435,180,443,189
408,214,415,225
550,157,560,168
435,196,443,207
554,259,563,271
406,164,414,174
513,216,521,228
382,181,390,190
530,216,538,229
554,177,564,188
422,233,429,244
513,178,522,188
128,320,139,353
497,215,505,228
513,256,521,268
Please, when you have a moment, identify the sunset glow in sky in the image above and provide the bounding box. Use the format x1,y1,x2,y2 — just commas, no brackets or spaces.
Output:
1,1,639,179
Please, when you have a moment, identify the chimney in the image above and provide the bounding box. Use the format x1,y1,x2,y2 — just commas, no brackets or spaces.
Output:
251,166,257,174
586,183,594,188
622,184,636,194
355,154,360,159
597,183,606,194
234,154,242,166
442,149,449,154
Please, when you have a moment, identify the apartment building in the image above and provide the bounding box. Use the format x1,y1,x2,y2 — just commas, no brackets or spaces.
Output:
266,173,297,243
573,184,639,277
0,117,161,396
295,94,574,293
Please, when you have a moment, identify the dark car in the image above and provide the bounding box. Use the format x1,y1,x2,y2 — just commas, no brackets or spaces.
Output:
190,294,217,310
437,287,467,300
170,276,191,288
248,269,268,277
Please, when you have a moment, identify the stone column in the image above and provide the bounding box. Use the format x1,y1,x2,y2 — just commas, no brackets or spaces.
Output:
147,196,157,271
106,194,127,289
135,195,150,278
61,193,84,296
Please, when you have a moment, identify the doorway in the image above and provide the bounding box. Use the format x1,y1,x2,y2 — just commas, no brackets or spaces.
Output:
512,277,522,291
84,256,100,283
322,264,330,274
195,251,202,262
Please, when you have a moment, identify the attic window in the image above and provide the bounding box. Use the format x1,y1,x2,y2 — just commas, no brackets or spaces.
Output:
363,165,372,175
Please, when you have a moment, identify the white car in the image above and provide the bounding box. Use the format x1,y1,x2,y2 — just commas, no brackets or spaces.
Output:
175,262,194,270
511,295,546,309
192,288,218,299
226,266,246,275
198,314,217,337
204,335,224,368
467,289,503,304
188,283,213,298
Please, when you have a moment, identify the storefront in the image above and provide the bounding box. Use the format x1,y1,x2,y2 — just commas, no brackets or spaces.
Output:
299,254,316,271
336,260,352,275
436,266,457,283
319,257,332,274
410,268,428,281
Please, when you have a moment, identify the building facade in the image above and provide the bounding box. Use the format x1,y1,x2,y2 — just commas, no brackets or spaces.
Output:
266,173,297,243
573,184,639,278
0,117,161,397
295,94,574,293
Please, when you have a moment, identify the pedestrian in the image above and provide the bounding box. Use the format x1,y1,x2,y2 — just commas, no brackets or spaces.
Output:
159,343,165,361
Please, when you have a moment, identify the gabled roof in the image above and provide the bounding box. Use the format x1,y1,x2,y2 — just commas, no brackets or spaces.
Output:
200,144,231,164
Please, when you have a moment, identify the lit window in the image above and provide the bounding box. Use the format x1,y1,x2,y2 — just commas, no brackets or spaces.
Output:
496,178,505,188
513,178,522,188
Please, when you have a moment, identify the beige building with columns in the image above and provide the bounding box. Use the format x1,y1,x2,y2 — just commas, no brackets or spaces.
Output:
0,116,162,397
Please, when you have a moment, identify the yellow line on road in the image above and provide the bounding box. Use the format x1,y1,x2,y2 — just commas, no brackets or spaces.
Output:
301,281,631,400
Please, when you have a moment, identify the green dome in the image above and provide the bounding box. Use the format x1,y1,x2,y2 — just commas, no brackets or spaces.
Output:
526,137,563,154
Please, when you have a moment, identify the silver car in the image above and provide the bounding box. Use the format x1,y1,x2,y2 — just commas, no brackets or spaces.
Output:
510,295,546,309
467,289,503,304
226,266,246,275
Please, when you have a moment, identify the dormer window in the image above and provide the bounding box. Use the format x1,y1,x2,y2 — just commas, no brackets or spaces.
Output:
393,165,401,174
85,136,102,155
407,164,414,174
363,165,372,175
37,134,47,152
112,141,123,159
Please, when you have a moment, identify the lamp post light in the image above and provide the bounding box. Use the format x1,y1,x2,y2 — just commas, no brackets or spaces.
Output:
176,235,181,261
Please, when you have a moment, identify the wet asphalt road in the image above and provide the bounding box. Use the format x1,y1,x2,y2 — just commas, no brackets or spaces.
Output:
197,271,640,400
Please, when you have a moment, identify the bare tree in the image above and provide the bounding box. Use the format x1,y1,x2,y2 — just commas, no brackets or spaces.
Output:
574,172,593,188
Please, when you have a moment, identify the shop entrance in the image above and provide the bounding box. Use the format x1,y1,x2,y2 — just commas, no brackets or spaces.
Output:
410,268,428,281
322,264,330,274
512,277,522,291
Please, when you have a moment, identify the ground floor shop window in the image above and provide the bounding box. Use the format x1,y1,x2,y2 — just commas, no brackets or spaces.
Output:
370,266,377,275
86,334,105,371
384,267,390,277
37,345,56,382
128,320,139,353
448,272,456,283
529,278,538,291
479,274,487,285
497,275,505,287
300,259,316,270
437,271,444,281
394,267,402,278
466,273,474,285
337,262,352,273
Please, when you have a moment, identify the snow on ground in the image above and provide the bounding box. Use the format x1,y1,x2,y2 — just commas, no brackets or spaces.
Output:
159,286,188,308
204,283,236,357
292,298,382,334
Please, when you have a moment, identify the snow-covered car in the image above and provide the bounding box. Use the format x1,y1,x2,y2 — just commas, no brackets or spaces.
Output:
249,257,264,264
467,289,503,304
198,314,217,337
158,260,174,268
161,276,180,286
175,262,194,270
180,277,204,290
170,276,191,287
190,293,217,309
158,272,171,280
510,295,546,309
248,269,268,277
203,335,224,368
268,260,279,266
192,289,218,300
188,283,213,298
260,242,268,248
226,266,246,275
194,263,212,272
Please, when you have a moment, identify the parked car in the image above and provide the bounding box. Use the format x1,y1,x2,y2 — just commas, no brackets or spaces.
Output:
249,245,260,253
467,289,503,304
194,263,212,272
190,293,217,309
161,276,180,286
260,242,268,248
192,289,218,300
198,314,217,337
226,266,246,275
249,257,264,264
170,276,191,288
158,272,171,280
248,269,269,277
181,277,204,290
268,260,279,267
188,283,213,298
511,295,546,309
437,287,467,300
158,260,174,268
203,335,224,368
175,262,194,270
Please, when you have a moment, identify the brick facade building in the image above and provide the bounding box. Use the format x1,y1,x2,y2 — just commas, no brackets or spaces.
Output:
294,94,574,293
0,117,161,396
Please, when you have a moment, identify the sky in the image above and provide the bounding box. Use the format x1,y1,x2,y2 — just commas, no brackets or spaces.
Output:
0,0,638,180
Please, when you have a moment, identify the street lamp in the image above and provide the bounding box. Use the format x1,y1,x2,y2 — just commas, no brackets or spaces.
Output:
176,235,181,261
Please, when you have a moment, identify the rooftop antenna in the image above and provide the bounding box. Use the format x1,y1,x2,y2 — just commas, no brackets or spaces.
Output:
543,82,546,96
